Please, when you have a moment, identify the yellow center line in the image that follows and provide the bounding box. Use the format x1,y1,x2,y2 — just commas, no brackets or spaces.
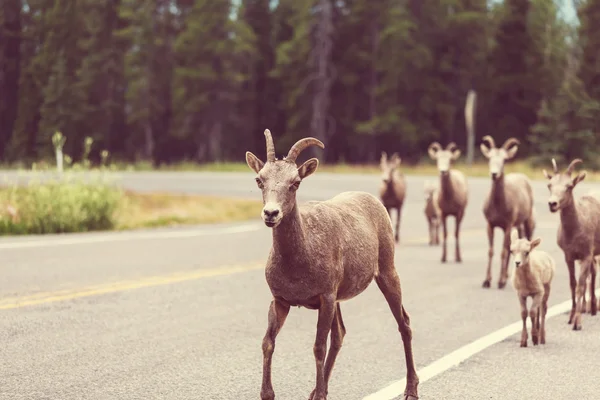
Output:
0,263,265,311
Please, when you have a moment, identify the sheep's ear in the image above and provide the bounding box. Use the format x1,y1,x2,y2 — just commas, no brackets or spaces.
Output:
480,143,492,158
391,153,401,167
510,229,519,244
380,152,388,166
451,149,461,161
298,158,319,179
505,145,519,160
428,146,438,160
543,169,552,180
572,171,586,186
246,151,264,173
530,237,542,249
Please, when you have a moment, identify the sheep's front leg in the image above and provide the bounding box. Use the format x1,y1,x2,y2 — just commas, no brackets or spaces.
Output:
498,227,512,289
309,294,336,400
530,293,543,345
566,257,576,324
540,284,551,344
434,218,440,245
574,257,594,330
427,217,434,245
441,213,448,263
519,295,528,347
395,206,402,243
483,223,494,288
260,299,290,400
309,303,346,400
454,212,463,263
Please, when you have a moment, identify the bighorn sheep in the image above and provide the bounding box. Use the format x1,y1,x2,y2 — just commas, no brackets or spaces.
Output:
427,142,469,262
379,151,407,243
509,230,555,347
246,129,419,400
424,180,440,246
543,158,600,330
480,136,536,289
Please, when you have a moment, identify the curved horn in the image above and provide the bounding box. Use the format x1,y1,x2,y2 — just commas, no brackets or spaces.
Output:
502,137,520,150
446,142,458,151
285,137,325,163
566,158,583,175
428,142,442,152
264,129,276,162
481,135,496,149
551,158,558,173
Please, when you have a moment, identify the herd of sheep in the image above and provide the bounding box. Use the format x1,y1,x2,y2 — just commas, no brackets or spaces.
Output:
245,128,598,400
379,135,599,349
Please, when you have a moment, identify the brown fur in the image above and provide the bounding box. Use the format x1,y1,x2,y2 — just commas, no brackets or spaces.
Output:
427,142,469,262
480,136,536,289
509,230,555,347
246,129,419,400
543,158,600,330
424,181,441,245
379,152,407,243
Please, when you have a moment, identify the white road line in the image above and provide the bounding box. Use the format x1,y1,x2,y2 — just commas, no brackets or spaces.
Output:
0,223,262,250
363,288,600,400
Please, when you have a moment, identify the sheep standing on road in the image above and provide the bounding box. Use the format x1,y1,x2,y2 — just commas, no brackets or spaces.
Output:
544,158,600,330
510,230,555,347
427,142,469,262
246,129,419,400
379,152,407,243
480,136,536,289
424,180,440,245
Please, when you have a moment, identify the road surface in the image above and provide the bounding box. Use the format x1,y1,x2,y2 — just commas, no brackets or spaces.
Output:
1,170,599,399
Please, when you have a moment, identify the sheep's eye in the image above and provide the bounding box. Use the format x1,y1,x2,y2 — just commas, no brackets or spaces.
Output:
290,181,301,191
525,251,529,256
255,178,264,188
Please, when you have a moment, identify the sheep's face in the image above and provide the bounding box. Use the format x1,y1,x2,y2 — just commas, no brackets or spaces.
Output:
510,229,541,268
543,159,586,213
428,144,460,176
380,152,401,184
480,138,518,181
246,156,318,228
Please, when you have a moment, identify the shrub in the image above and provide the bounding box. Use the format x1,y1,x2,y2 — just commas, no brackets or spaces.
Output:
0,135,125,235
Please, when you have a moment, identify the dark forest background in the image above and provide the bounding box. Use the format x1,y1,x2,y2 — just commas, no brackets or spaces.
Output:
1,0,599,167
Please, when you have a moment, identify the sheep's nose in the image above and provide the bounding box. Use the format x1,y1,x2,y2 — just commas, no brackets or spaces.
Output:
515,261,521,267
263,209,280,218
548,201,558,209
491,172,498,180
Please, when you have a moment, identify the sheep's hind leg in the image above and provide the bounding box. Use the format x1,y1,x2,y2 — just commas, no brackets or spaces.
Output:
590,262,597,316
375,265,419,399
260,299,290,400
395,205,402,244
540,285,550,344
309,303,346,400
483,223,494,288
573,257,594,330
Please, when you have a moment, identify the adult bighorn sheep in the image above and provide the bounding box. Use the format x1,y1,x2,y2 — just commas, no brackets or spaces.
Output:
544,158,600,330
246,129,419,400
427,142,469,262
379,151,407,243
480,136,536,289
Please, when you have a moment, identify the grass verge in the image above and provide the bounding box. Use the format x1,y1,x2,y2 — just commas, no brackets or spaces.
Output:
0,181,262,235
116,192,262,230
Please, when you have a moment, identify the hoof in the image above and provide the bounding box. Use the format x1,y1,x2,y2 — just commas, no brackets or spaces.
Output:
520,342,527,348
308,389,327,400
573,324,582,331
403,396,418,400
498,281,506,289
482,280,491,288
540,338,545,345
532,336,539,346
456,258,462,263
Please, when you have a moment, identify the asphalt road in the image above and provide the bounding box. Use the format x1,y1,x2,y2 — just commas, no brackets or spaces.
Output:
1,169,599,400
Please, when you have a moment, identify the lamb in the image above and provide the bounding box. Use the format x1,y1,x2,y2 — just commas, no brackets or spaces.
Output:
379,151,407,243
427,142,469,262
480,136,536,289
543,158,600,330
245,129,419,400
509,230,555,347
424,180,440,245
